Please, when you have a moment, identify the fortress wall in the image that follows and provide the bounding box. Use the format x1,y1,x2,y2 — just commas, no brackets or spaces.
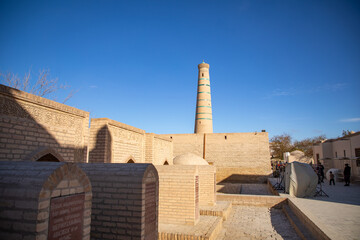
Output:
108,119,146,163
153,134,173,165
89,118,146,163
160,133,204,158
160,132,271,183
0,85,89,163
206,132,272,183
145,133,173,165
89,119,173,165
88,119,112,163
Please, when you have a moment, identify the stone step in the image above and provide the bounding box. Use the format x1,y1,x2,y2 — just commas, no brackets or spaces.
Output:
158,215,223,240
200,201,232,220
282,204,316,240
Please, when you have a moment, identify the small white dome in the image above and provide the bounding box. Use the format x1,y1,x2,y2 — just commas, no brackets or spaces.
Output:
173,153,209,165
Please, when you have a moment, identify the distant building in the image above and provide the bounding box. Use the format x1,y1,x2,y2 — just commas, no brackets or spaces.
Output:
313,131,360,181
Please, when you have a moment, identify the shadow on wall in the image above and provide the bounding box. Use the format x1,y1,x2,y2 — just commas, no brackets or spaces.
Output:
89,125,112,163
0,84,87,162
218,174,273,184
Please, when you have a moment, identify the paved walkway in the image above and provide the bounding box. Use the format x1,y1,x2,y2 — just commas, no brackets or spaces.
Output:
217,205,300,240
271,178,360,240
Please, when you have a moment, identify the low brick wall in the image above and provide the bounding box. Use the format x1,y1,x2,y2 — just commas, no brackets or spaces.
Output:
0,161,92,240
155,165,199,225
199,165,216,206
216,194,287,208
78,163,158,240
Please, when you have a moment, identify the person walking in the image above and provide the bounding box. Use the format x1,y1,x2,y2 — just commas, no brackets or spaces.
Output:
344,164,351,186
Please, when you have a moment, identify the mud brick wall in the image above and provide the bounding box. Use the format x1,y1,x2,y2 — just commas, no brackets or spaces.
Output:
0,162,92,240
145,133,173,165
198,165,216,206
89,118,146,163
160,132,272,183
155,165,199,225
78,163,158,240
0,85,89,163
161,133,204,158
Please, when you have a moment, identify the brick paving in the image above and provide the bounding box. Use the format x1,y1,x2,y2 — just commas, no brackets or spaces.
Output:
217,205,300,240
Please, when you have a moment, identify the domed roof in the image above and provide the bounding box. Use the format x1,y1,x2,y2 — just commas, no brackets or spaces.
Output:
173,153,209,166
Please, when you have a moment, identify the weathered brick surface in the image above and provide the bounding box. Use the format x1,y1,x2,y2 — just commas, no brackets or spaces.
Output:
89,118,173,165
89,118,147,163
145,133,173,165
0,85,89,163
0,161,92,240
155,165,199,226
78,163,158,240
161,132,272,183
198,166,216,206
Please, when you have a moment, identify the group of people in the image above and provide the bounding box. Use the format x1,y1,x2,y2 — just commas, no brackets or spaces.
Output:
315,163,351,186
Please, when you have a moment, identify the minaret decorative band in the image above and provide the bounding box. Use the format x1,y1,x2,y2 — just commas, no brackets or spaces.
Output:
194,62,213,133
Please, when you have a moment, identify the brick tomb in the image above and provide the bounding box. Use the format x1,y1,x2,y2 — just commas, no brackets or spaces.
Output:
78,163,159,240
0,162,92,240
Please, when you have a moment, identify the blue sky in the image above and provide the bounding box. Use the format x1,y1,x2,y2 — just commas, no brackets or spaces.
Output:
0,0,359,141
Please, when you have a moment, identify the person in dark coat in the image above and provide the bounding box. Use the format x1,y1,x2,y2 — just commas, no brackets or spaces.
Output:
319,164,325,183
344,164,351,186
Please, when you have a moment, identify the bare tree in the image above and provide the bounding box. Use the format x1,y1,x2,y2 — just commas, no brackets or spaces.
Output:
341,130,354,137
293,135,326,158
0,69,75,103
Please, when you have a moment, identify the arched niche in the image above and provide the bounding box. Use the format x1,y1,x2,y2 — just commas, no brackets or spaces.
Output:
25,146,65,162
163,160,169,165
37,153,60,162
126,156,136,163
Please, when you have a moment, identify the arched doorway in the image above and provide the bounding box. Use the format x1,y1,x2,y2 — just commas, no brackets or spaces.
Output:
37,153,60,162
127,159,135,163
163,161,169,165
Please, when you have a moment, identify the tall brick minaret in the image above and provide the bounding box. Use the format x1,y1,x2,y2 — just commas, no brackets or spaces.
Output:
194,61,213,133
